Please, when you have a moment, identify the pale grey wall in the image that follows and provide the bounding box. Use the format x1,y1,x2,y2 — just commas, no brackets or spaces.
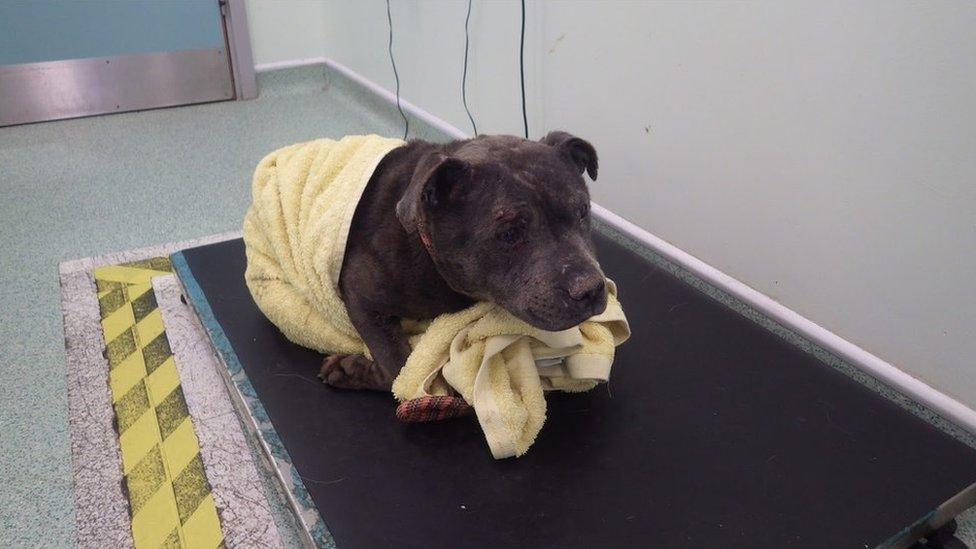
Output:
253,1,976,410
245,0,329,66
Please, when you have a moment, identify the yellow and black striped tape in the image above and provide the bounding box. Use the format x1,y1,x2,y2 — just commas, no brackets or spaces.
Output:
94,257,223,549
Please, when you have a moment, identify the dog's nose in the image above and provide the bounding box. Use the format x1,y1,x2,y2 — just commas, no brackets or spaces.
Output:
568,274,606,304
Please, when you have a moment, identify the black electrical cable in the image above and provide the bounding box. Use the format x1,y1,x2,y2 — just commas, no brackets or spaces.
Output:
461,0,478,136
519,0,528,139
386,0,409,139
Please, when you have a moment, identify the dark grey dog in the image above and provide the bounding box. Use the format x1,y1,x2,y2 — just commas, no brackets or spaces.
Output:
321,131,607,391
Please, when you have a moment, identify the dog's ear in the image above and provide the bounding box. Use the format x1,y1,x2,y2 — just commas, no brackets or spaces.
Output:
540,131,598,180
396,152,470,233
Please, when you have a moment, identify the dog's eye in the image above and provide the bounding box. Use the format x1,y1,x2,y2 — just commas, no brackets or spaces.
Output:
578,204,590,222
498,222,525,245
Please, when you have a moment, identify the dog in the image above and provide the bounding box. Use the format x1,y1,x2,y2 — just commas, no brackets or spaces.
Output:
321,131,608,391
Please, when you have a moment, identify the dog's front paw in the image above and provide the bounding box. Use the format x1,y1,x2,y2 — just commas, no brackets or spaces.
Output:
319,354,391,391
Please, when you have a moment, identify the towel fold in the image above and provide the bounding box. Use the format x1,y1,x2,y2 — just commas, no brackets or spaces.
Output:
393,282,629,458
243,135,631,459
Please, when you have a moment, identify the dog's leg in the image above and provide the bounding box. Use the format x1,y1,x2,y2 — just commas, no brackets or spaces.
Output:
319,293,410,392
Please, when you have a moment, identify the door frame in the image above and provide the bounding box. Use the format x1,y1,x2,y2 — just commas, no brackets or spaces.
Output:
222,0,256,102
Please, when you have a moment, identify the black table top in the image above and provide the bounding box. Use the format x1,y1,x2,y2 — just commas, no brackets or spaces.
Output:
179,234,975,549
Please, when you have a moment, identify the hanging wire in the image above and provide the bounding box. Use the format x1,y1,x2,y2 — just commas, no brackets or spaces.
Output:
461,0,478,136
386,0,409,139
519,0,528,139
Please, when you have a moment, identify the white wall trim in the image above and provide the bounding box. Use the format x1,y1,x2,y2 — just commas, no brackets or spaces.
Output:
322,57,470,140
254,56,330,73
261,55,976,437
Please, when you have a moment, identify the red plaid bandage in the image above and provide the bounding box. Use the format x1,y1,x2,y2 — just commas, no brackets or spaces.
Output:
396,395,474,423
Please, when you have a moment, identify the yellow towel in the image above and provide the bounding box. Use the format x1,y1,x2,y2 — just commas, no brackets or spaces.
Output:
393,282,629,458
243,135,405,356
243,135,631,459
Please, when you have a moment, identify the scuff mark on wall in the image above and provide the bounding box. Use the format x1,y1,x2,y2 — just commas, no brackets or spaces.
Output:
548,33,566,54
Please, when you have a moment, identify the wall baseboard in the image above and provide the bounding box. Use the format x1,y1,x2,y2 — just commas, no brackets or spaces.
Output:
256,56,976,438
254,57,330,73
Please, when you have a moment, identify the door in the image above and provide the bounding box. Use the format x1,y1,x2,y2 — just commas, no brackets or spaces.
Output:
0,0,235,126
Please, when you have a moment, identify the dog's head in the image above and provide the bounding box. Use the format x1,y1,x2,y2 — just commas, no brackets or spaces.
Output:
396,131,606,331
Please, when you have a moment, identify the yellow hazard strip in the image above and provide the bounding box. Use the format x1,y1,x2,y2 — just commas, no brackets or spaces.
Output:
93,257,224,549
95,264,172,286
